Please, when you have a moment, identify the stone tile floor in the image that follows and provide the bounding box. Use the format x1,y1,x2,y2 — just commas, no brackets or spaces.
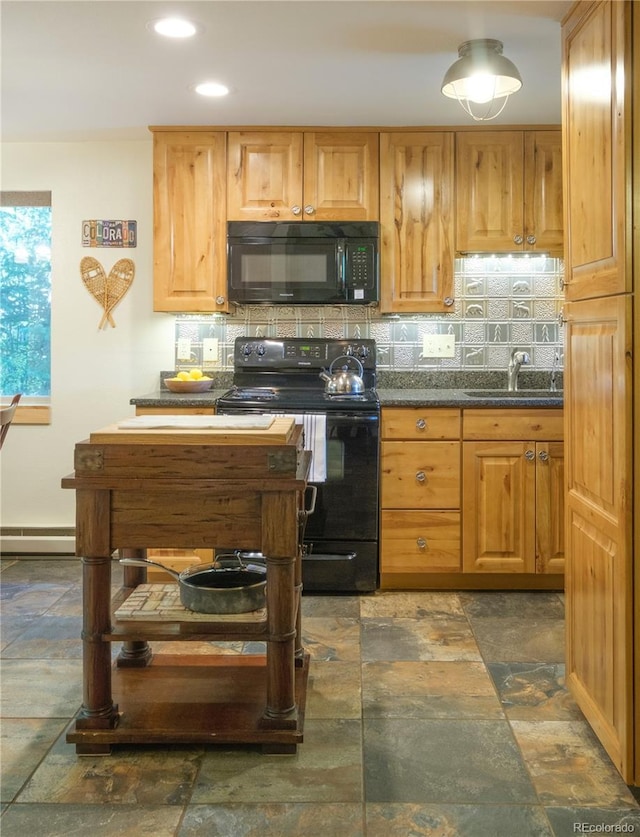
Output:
1,557,640,836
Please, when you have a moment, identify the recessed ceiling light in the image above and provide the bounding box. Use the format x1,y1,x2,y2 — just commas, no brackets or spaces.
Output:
193,81,230,98
150,17,200,38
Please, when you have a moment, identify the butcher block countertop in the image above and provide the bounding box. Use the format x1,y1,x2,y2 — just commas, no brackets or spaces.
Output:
90,415,296,445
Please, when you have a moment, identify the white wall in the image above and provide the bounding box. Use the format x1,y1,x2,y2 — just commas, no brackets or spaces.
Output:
1,141,174,534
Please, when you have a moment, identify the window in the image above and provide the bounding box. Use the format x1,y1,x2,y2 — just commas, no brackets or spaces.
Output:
0,191,51,423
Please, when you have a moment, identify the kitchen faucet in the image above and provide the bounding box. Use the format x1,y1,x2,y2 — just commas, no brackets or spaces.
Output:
507,349,531,391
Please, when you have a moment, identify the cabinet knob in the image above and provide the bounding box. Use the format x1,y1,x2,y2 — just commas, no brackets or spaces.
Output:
538,450,549,462
443,297,454,307
416,418,427,430
304,205,315,215
291,205,302,216
526,234,537,245
416,471,427,482
416,537,427,549
513,234,524,245
215,295,226,305
525,449,535,461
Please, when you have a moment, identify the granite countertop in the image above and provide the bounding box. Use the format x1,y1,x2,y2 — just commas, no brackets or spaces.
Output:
130,370,563,410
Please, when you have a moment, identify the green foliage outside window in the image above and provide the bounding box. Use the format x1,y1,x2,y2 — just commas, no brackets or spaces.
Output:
0,204,52,397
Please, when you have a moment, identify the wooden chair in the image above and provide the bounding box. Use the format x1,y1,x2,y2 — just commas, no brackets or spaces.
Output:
0,394,21,450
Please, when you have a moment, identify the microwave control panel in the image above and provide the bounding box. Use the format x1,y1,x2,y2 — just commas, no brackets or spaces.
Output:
345,243,376,292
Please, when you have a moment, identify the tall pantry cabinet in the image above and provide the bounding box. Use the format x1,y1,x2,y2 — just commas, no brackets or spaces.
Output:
562,0,638,783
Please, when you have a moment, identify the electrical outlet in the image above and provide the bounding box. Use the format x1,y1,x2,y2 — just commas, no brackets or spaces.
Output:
177,338,191,361
202,338,219,363
422,334,456,358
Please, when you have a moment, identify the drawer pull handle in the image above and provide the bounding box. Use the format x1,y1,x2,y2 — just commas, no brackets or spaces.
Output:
416,471,427,482
538,450,549,462
525,449,535,461
417,537,427,549
416,418,427,430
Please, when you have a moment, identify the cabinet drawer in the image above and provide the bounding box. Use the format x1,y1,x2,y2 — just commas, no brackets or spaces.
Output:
382,407,461,440
463,409,563,441
380,511,461,573
381,441,460,508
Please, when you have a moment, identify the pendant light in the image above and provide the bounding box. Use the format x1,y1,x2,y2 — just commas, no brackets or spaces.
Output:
441,39,522,121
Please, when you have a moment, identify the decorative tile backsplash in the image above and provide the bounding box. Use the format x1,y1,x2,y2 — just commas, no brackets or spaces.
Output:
174,256,564,372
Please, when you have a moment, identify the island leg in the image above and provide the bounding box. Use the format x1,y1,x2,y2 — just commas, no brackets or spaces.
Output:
116,548,152,667
70,489,119,754
260,492,299,744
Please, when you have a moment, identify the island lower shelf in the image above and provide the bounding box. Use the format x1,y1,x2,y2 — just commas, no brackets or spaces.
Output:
66,652,310,753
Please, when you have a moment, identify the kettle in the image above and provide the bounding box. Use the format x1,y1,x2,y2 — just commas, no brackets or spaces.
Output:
319,355,365,395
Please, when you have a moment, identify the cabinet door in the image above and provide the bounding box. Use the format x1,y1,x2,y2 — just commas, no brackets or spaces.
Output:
304,132,379,221
379,132,455,313
153,132,228,312
535,441,565,573
381,441,460,509
227,131,303,221
564,293,633,778
562,0,628,299
462,441,536,573
524,131,564,256
455,131,524,252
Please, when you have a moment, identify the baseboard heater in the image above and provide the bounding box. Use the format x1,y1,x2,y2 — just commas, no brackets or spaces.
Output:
0,529,76,555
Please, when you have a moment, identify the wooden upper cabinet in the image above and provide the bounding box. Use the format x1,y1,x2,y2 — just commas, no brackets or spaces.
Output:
152,131,228,313
227,131,303,221
562,0,628,300
379,132,455,313
455,130,563,255
227,130,379,221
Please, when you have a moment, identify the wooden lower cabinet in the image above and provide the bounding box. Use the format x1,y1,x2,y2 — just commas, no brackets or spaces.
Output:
462,440,565,574
380,406,564,589
380,407,461,587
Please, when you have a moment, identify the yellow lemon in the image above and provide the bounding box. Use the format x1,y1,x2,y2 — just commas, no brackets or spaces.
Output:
189,369,203,380
177,371,190,381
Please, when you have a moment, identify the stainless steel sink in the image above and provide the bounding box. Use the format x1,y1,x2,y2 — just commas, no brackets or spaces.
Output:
464,390,563,399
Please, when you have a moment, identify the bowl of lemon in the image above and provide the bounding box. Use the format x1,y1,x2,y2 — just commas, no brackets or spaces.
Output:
165,369,214,392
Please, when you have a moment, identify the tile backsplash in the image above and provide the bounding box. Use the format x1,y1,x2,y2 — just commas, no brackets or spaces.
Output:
174,256,564,372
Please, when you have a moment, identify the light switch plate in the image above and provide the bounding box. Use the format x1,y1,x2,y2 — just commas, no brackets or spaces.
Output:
202,338,219,363
422,334,456,358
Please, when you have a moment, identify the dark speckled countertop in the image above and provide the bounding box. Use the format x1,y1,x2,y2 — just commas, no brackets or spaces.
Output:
130,370,563,410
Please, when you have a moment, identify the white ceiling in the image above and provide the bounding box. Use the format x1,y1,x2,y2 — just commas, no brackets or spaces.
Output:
1,0,573,143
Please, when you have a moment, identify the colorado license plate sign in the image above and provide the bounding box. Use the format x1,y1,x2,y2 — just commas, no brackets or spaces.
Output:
82,220,137,248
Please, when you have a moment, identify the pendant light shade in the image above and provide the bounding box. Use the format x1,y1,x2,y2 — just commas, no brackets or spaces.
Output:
441,39,522,121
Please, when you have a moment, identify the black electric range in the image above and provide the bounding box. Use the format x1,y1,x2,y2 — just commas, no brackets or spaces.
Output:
216,337,380,592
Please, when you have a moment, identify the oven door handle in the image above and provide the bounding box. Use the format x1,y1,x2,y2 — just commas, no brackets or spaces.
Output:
304,485,317,515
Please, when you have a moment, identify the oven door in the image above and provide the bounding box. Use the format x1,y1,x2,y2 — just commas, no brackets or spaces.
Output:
216,406,380,592
305,412,379,541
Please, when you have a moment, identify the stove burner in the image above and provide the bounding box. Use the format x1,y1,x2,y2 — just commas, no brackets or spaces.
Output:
325,392,368,400
229,387,277,401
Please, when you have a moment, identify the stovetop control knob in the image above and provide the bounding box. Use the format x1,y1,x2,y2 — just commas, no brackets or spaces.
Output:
241,343,253,357
256,344,266,356
348,344,369,359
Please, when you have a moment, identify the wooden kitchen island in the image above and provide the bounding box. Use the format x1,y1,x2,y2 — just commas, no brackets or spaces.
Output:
62,416,311,755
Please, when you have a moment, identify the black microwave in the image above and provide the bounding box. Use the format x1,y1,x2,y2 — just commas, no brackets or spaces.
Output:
227,221,379,305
